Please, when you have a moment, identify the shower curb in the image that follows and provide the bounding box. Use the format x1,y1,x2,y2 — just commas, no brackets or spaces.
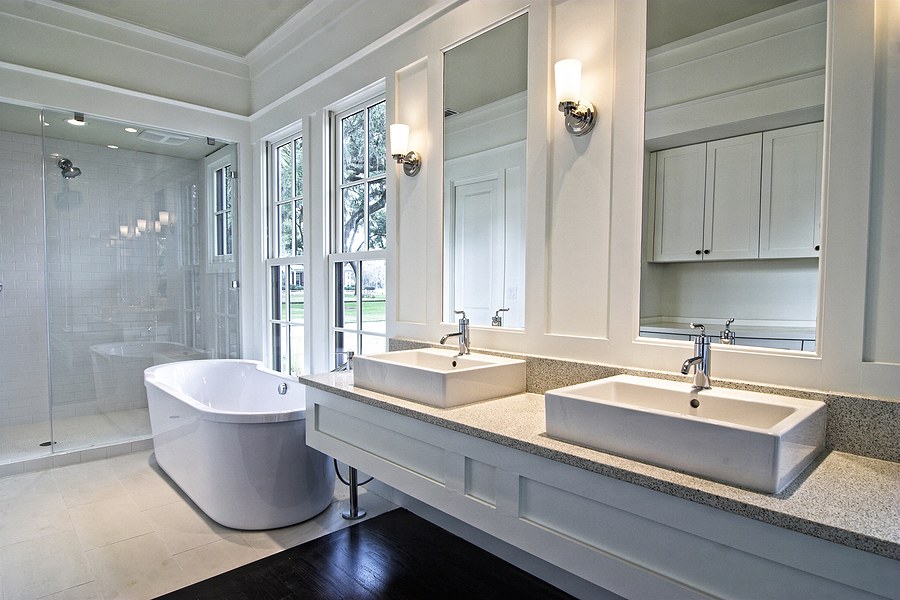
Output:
0,437,153,478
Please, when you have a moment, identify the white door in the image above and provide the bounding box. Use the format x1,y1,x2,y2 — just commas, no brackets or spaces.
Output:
450,174,506,326
444,142,526,327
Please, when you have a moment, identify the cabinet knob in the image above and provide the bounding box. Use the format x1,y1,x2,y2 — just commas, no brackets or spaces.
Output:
695,250,701,255
703,249,710,254
815,245,820,251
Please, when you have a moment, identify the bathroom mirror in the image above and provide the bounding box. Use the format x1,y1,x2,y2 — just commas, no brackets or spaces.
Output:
443,13,528,329
639,0,826,351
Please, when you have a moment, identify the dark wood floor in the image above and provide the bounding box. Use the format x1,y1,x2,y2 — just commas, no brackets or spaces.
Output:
156,508,578,600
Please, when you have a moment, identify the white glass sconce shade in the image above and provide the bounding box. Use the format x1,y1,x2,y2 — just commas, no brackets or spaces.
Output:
554,59,582,105
390,124,409,156
390,123,421,176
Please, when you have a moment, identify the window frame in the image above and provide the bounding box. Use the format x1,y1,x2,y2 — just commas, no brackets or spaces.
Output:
329,93,388,366
266,129,307,375
206,151,235,270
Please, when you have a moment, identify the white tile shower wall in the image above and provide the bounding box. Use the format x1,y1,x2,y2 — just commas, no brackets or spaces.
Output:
0,130,50,428
1,130,201,424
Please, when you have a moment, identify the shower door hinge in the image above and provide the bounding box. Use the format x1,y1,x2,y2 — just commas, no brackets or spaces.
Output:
231,280,239,289
229,170,238,179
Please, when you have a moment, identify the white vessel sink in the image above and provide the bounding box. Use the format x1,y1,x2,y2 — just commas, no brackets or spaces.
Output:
544,375,826,493
352,348,525,408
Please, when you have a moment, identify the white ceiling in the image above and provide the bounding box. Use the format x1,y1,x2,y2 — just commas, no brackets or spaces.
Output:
54,0,312,57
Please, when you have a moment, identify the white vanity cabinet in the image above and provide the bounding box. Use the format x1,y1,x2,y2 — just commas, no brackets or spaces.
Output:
648,123,822,263
759,122,824,258
304,384,898,600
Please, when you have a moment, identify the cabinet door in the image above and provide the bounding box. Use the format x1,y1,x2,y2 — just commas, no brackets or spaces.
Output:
759,122,823,258
704,133,762,260
651,143,706,262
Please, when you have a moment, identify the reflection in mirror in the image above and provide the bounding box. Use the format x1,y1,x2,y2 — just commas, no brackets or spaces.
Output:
443,13,527,328
639,0,826,352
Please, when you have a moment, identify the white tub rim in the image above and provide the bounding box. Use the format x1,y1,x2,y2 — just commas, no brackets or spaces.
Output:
145,359,304,424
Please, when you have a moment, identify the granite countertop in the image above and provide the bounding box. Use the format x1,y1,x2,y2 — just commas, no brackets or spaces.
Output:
301,372,900,561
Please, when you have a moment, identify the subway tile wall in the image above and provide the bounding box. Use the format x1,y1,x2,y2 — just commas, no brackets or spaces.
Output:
0,130,50,428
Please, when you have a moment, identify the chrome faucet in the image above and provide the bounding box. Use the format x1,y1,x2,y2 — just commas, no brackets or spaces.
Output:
681,323,711,390
720,318,735,345
333,350,354,372
491,308,509,327
440,310,470,355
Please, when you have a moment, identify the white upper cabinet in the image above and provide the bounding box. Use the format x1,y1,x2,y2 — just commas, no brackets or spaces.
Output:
759,122,824,258
704,134,763,260
649,124,821,263
650,143,707,262
650,133,761,262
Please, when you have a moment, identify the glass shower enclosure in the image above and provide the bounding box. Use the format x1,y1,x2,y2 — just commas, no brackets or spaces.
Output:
0,103,240,469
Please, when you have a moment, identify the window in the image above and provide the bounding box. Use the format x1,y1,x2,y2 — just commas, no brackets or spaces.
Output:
207,155,234,263
331,97,387,365
267,132,305,375
204,145,240,357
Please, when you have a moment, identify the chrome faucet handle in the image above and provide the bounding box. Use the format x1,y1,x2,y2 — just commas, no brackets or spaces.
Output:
332,350,355,372
492,308,509,327
689,323,706,337
454,310,467,321
720,318,735,344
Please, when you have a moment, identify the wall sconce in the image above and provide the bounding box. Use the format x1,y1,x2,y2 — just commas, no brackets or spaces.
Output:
390,123,421,176
554,59,596,136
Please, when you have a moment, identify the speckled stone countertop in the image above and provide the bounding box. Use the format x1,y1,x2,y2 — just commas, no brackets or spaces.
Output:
301,371,900,561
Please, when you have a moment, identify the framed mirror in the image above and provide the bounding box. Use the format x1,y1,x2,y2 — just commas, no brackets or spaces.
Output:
639,0,826,351
443,13,528,329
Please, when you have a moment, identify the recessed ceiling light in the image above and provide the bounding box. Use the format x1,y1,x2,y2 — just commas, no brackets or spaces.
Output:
125,127,138,133
65,112,87,126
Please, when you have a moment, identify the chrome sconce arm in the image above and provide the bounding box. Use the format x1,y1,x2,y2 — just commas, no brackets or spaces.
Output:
391,150,421,177
557,100,596,136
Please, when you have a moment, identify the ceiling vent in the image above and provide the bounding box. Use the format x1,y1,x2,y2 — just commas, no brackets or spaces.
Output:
138,130,190,145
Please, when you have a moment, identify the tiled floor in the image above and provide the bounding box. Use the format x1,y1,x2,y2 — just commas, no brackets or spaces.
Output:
0,449,395,600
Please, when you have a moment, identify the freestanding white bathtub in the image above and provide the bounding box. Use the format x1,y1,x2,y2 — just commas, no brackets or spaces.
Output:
144,359,335,530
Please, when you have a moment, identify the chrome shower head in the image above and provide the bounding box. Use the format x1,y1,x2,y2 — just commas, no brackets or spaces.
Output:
58,158,82,179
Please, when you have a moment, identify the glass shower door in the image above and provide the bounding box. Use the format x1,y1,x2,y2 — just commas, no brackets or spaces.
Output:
40,108,240,456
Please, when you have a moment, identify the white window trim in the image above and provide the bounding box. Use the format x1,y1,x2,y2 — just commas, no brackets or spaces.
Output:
265,130,307,374
205,150,235,273
329,89,388,363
